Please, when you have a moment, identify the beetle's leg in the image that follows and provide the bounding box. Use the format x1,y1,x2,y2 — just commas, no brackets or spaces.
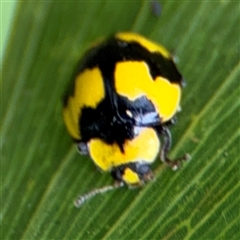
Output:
158,125,190,170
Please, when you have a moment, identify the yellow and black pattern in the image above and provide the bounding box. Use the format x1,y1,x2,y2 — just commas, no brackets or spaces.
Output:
63,32,184,186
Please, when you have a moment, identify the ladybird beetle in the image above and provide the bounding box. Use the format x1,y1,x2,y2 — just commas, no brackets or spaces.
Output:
63,32,189,207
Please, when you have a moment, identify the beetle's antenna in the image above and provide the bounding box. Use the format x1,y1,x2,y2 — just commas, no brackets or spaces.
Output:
74,182,124,208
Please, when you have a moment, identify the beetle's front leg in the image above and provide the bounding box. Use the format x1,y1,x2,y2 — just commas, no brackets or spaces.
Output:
156,125,190,170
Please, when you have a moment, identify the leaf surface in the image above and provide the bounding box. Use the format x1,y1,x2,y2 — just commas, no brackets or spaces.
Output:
1,1,239,239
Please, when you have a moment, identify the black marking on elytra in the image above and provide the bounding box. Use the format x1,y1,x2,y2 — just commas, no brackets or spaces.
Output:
80,95,161,151
77,36,183,84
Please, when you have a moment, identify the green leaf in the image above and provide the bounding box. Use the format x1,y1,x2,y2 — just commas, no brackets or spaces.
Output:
1,1,239,239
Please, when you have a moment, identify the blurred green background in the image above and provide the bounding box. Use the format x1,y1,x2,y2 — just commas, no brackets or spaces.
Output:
1,1,16,63
1,1,239,240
